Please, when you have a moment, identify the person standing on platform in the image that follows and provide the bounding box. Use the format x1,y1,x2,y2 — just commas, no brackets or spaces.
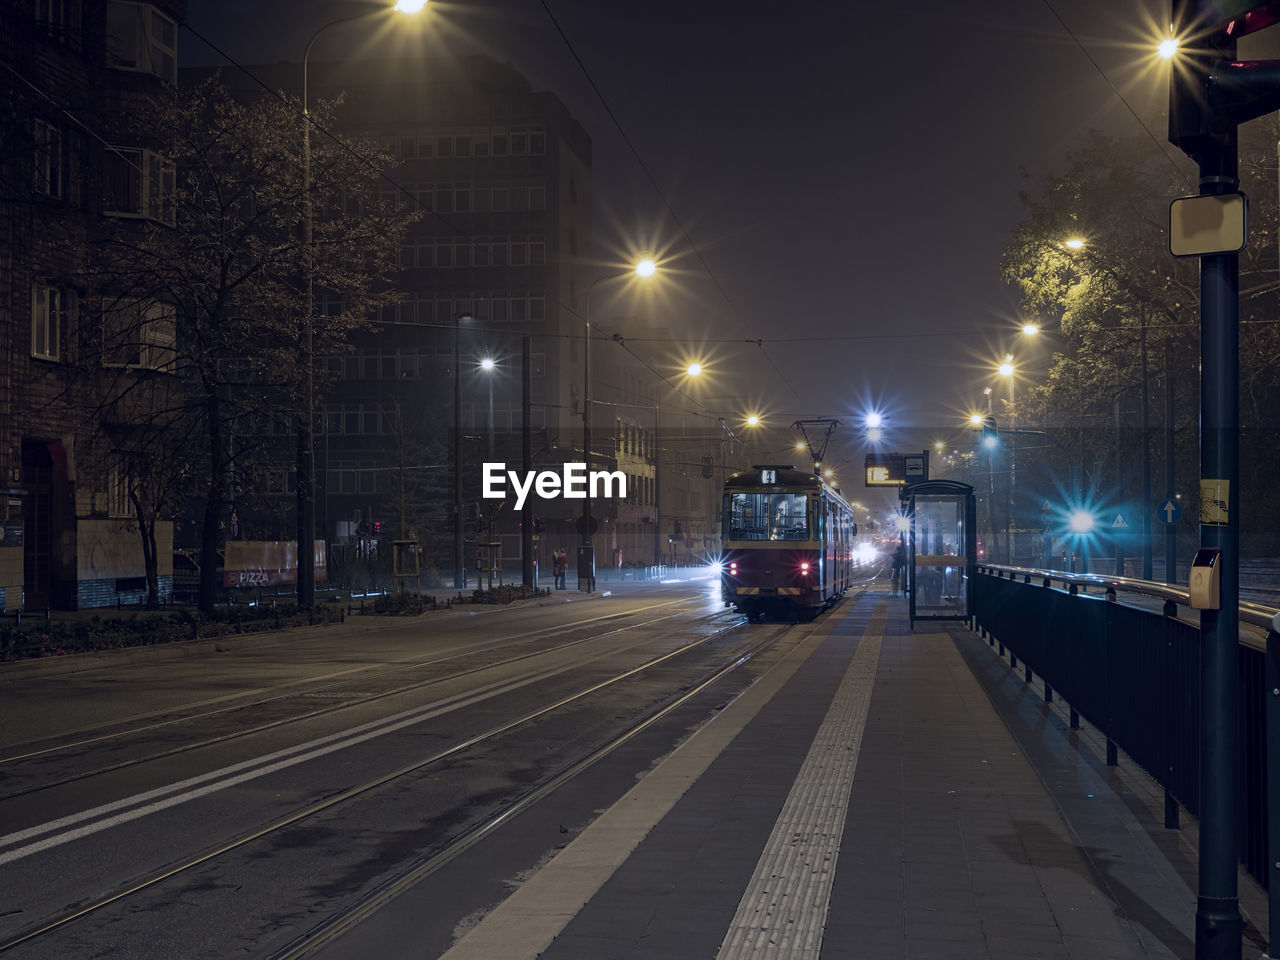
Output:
891,540,907,597
552,548,567,590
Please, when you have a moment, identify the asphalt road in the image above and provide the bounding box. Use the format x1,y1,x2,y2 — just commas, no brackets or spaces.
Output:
0,578,812,959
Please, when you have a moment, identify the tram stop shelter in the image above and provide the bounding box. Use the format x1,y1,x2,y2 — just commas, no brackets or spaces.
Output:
906,480,975,627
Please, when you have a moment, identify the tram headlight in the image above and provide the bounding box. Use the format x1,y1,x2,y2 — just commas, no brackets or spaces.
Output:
800,562,810,574
729,561,738,575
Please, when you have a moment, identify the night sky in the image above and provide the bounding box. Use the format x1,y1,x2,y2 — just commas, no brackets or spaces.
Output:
181,0,1190,488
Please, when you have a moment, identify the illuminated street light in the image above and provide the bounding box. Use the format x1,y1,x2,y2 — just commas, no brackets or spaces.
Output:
686,362,703,377
795,441,806,452
1069,510,1095,534
1158,36,1179,59
745,415,760,427
479,356,497,464
1064,238,1085,250
968,413,983,426
865,412,882,429
1021,322,1040,336
998,354,1015,378
299,0,425,608
581,260,658,590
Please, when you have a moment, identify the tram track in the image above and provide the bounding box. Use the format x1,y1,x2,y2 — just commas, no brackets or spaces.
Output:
0,596,697,766
0,609,788,957
0,597,719,803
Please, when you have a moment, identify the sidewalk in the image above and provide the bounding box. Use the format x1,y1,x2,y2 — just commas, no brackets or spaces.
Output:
329,587,1256,959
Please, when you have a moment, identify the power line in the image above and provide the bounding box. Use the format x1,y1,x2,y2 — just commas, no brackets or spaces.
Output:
535,0,808,409
1040,0,1191,184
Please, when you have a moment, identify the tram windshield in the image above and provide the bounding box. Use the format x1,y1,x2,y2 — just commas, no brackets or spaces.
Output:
725,492,810,541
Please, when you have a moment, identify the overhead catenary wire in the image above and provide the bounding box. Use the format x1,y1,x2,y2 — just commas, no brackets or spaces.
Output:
535,0,809,410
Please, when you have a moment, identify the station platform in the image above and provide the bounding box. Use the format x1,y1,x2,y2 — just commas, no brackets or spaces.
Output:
319,587,1265,960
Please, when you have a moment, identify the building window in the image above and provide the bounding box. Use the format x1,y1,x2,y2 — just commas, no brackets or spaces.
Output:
36,0,82,47
530,127,546,155
32,285,64,360
108,468,134,517
105,1,177,83
32,120,63,198
104,147,175,224
103,300,176,370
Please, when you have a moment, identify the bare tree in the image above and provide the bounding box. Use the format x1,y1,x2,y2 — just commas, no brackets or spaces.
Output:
91,78,417,613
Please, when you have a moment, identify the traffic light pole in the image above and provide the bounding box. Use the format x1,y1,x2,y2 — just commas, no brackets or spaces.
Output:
1195,126,1243,960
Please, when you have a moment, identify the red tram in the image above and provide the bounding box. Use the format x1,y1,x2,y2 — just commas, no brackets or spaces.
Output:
719,465,857,621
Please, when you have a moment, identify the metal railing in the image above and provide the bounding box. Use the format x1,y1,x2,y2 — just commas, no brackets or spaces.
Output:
972,563,1280,945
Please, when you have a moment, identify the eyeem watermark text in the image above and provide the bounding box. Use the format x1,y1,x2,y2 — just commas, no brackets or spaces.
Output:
482,462,626,511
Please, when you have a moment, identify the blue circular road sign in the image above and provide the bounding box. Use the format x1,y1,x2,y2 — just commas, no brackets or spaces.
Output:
1156,498,1183,525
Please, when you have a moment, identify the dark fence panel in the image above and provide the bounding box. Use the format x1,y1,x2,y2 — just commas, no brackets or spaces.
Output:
973,568,1264,895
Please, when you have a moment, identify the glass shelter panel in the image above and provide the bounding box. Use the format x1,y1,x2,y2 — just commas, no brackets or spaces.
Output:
725,492,810,541
911,496,967,619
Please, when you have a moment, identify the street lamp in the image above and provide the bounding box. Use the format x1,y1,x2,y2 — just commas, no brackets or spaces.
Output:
580,261,656,591
298,0,424,609
452,311,472,588
480,357,497,465
999,355,1016,563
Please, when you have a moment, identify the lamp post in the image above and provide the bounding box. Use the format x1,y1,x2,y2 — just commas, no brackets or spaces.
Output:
579,259,655,592
452,311,472,588
480,356,496,464
998,355,1015,564
298,0,425,608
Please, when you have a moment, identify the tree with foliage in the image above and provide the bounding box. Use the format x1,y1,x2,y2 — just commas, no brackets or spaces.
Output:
1001,122,1280,560
93,78,417,613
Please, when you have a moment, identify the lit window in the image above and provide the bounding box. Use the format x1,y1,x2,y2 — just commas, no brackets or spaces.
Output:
106,1,177,84
32,285,64,360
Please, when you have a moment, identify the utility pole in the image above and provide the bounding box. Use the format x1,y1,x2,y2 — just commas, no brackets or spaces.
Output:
1167,4,1280,956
